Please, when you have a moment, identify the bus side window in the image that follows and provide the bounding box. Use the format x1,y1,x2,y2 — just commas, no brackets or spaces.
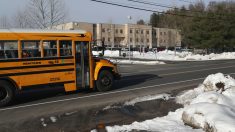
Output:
0,42,4,59
59,40,72,56
0,41,18,59
43,41,57,57
22,41,41,58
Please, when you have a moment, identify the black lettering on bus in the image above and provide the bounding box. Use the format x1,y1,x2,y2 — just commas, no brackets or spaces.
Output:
50,77,61,81
23,61,41,65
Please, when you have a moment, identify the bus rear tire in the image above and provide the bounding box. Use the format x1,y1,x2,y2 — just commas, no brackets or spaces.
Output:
96,70,114,92
0,80,15,107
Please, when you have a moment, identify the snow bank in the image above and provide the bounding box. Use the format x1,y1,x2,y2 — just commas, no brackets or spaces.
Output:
92,50,235,61
177,73,235,132
106,108,201,132
110,59,165,65
176,73,235,105
101,73,235,132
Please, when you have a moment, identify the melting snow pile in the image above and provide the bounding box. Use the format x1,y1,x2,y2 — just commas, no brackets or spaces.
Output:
103,73,235,132
177,73,235,132
103,94,170,110
109,59,165,65
92,50,235,61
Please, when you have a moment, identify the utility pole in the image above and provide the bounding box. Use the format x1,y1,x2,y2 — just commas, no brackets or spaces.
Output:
127,16,132,61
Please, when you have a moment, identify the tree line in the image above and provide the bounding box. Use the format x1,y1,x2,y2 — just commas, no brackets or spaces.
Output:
0,0,67,29
149,1,235,53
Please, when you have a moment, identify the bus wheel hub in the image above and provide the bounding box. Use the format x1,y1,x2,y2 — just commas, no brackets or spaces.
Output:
102,77,110,86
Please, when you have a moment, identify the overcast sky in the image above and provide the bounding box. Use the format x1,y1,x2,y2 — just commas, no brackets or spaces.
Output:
0,0,226,24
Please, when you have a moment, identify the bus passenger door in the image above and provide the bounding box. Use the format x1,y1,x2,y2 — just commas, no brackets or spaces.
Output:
75,41,90,88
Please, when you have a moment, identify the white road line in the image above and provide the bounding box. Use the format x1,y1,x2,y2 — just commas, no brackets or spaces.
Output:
122,65,235,77
0,77,204,112
1,73,235,112
122,61,235,75
161,65,235,76
119,65,132,68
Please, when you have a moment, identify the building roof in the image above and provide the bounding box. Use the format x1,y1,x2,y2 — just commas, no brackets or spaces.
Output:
0,29,87,34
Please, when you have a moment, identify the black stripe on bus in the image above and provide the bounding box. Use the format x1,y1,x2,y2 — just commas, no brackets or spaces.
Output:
21,80,76,91
0,56,74,63
22,80,75,89
0,68,74,77
0,63,74,71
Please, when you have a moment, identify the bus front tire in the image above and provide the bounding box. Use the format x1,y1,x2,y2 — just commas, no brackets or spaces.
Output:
96,70,114,92
0,80,15,107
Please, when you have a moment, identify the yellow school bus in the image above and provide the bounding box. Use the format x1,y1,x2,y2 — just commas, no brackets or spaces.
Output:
0,29,120,106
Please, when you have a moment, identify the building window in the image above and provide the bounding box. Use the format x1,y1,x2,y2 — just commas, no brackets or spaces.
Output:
102,28,105,33
147,39,149,43
130,38,132,42
116,29,118,33
136,30,139,34
153,30,156,36
102,37,105,42
146,30,149,35
120,29,123,34
164,40,166,43
160,32,162,35
164,32,166,35
130,29,132,34
108,38,110,42
136,38,139,42
141,39,143,43
141,30,143,34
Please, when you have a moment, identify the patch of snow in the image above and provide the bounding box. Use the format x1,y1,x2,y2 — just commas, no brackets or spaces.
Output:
124,93,171,106
92,50,235,61
106,108,202,132
101,73,235,132
50,116,57,123
103,105,121,111
65,111,78,116
103,93,171,111
176,73,235,105
110,59,165,65
40,118,47,127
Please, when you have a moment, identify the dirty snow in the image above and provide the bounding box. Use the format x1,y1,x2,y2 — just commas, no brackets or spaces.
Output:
103,93,171,110
92,50,235,61
50,116,57,123
98,73,235,132
124,93,170,106
110,59,165,65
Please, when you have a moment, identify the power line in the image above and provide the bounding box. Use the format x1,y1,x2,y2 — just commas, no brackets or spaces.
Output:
128,0,176,9
128,0,203,13
91,0,228,20
128,0,235,16
177,0,195,4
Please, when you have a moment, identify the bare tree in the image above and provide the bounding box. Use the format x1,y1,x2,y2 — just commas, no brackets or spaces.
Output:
48,0,67,28
0,16,11,29
28,0,48,28
14,10,33,28
14,0,67,29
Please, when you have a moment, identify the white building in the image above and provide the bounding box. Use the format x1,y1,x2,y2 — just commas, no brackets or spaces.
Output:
53,22,181,49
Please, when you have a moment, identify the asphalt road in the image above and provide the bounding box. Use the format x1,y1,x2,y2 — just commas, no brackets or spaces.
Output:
1,59,235,131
